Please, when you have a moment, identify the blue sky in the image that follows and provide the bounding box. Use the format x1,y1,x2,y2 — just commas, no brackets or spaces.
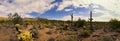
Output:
0,0,120,21
28,0,93,20
29,5,91,19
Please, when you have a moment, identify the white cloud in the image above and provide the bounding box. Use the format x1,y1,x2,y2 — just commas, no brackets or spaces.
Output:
57,0,120,21
57,0,91,11
65,9,73,11
92,5,99,9
0,0,56,17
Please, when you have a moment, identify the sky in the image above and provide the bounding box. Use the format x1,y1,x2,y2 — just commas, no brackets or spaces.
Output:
0,0,120,21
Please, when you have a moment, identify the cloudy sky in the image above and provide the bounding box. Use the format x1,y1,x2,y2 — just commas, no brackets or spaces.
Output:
0,0,120,21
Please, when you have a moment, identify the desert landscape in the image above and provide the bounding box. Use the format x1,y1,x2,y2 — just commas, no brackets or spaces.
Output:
0,0,120,41
0,12,120,41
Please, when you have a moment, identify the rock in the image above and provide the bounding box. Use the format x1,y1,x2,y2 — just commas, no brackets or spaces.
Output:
92,35,100,37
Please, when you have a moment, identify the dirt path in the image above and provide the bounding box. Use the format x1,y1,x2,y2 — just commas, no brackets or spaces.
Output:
0,27,16,41
26,25,33,31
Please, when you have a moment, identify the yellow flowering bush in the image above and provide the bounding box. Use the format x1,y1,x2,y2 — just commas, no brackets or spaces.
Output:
15,24,20,27
17,31,33,41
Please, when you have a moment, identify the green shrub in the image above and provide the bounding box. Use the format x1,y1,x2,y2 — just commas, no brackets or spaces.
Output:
30,26,39,38
63,23,69,30
109,19,120,32
46,25,54,29
46,30,52,35
60,38,76,41
79,30,91,38
101,36,114,41
74,19,86,28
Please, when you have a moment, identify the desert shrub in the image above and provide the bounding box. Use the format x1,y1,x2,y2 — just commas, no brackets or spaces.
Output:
109,19,120,32
41,19,50,24
101,36,114,41
30,26,39,39
48,38,55,41
62,24,69,30
62,23,69,30
58,26,68,31
79,30,91,38
87,26,94,32
57,27,63,31
46,30,52,35
74,18,86,28
0,18,14,28
59,37,76,41
46,25,54,29
72,27,79,31
57,24,69,31
62,27,68,30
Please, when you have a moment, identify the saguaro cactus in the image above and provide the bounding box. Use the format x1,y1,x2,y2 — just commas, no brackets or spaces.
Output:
71,13,73,26
71,13,73,22
89,11,93,30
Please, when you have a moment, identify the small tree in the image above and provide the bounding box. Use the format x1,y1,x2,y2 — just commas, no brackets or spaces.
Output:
8,13,23,24
8,13,13,23
8,13,13,20
13,13,22,24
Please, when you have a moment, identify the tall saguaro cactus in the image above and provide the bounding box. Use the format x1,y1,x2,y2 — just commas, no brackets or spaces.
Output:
71,13,73,26
71,13,73,22
89,11,93,30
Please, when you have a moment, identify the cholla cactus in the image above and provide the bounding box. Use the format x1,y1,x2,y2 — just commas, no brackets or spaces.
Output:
30,26,39,39
15,24,21,33
17,31,33,41
15,24,33,41
15,24,20,27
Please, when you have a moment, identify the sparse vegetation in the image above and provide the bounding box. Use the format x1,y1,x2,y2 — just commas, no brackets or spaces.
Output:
11,13,23,24
109,19,120,32
74,18,86,28
46,30,52,35
0,12,120,41
101,36,114,41
30,26,39,39
63,38,76,41
79,29,91,38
